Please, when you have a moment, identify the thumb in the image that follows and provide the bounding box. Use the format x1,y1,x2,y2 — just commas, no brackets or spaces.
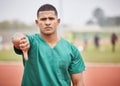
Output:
23,51,28,61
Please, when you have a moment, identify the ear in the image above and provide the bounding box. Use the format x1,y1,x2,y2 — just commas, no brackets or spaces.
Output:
57,18,60,24
35,19,38,25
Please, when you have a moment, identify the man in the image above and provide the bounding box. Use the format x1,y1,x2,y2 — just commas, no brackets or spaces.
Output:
94,34,100,48
12,4,85,86
111,33,118,52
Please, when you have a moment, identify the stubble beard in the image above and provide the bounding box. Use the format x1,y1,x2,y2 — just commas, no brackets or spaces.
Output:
40,30,57,36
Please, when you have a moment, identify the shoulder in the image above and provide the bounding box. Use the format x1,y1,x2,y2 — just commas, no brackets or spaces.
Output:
61,38,78,51
26,33,39,38
26,33,40,41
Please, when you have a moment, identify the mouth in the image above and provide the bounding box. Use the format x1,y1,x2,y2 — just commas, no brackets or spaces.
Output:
45,27,52,30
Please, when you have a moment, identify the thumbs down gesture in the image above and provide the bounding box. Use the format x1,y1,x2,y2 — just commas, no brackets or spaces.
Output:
12,33,30,61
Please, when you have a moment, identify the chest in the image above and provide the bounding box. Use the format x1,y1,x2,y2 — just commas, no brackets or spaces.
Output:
29,40,72,69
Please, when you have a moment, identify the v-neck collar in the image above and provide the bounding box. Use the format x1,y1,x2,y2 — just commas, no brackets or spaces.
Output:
37,34,62,49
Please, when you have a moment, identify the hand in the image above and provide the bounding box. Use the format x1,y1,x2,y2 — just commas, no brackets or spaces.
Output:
19,36,30,51
19,36,30,61
12,33,30,61
12,33,23,49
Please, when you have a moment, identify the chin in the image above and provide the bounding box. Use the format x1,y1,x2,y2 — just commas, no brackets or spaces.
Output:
41,30,56,35
44,32,54,35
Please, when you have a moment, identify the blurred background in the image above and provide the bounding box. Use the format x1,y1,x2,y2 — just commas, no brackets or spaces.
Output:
0,0,120,86
0,0,120,62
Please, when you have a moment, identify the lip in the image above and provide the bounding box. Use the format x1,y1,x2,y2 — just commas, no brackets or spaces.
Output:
45,27,52,29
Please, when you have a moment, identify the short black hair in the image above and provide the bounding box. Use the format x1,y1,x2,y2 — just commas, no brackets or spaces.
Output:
37,4,58,17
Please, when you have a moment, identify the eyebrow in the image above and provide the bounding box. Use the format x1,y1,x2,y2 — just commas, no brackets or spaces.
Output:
40,17,55,20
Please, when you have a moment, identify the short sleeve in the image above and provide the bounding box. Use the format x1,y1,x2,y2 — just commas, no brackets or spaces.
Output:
25,34,33,45
68,46,85,74
14,46,22,55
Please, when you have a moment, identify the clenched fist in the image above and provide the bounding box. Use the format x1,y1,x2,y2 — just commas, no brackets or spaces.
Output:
12,33,30,61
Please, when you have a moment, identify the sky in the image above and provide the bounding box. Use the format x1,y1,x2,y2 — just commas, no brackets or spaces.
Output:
0,0,120,26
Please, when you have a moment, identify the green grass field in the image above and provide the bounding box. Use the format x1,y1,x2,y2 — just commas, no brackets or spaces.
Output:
0,43,120,63
0,49,22,62
81,43,120,63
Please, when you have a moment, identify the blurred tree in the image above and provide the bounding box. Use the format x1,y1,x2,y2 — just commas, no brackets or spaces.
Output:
12,20,29,29
0,20,31,29
93,8,105,19
86,19,95,25
12,20,20,29
0,21,11,29
93,7,106,26
86,7,120,27
115,17,120,26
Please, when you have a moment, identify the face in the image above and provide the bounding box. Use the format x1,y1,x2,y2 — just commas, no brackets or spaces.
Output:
35,11,60,35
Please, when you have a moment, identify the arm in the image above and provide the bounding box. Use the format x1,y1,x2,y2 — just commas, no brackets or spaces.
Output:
71,72,85,86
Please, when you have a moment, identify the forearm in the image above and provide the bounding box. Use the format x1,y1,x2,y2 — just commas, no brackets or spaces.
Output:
71,73,85,86
72,80,85,86
14,46,22,55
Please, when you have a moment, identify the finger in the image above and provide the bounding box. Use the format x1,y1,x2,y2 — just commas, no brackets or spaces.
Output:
19,43,30,51
20,36,26,40
20,41,29,47
20,38,28,44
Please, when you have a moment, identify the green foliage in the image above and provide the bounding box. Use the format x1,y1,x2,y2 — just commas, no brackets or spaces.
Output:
0,20,31,29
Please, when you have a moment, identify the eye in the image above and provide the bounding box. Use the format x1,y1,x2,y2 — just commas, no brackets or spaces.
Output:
40,18,47,21
49,17,55,20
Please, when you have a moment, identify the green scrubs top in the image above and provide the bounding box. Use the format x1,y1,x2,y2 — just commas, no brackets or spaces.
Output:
14,34,85,86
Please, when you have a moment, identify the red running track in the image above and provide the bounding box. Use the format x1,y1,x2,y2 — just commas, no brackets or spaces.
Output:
0,62,120,86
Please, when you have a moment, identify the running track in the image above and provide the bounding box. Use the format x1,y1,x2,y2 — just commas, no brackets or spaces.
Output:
0,62,120,86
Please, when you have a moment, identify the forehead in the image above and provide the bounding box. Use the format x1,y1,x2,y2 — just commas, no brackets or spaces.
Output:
38,11,57,18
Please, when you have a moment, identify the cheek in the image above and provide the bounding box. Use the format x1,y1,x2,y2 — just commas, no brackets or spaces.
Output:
53,22,59,27
38,22,44,27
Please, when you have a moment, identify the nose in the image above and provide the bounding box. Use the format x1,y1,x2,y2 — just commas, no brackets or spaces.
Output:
45,19,50,26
